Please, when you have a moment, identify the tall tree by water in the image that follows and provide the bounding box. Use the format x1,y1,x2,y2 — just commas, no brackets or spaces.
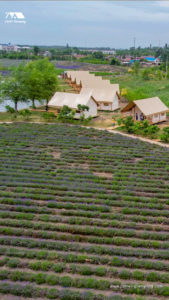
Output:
35,58,58,110
24,61,44,108
0,64,28,112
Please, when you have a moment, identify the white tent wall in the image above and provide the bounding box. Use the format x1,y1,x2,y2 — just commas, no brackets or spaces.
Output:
48,90,98,119
152,112,166,124
89,89,119,111
74,97,97,119
65,70,120,112
98,93,118,111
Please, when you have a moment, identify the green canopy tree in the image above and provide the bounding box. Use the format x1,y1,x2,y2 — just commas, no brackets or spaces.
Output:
0,64,28,112
110,57,120,65
35,59,58,110
24,61,44,108
33,46,40,56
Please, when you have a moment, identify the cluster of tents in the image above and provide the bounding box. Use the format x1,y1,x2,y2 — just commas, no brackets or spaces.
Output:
48,71,120,119
48,70,168,123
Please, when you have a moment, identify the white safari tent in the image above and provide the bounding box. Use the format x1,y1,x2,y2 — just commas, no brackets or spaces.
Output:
82,87,119,111
121,97,168,124
48,89,98,119
65,70,120,111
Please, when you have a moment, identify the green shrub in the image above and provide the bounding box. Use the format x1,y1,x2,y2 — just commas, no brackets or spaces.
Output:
35,273,46,284
60,276,72,287
10,271,24,282
0,270,8,280
5,105,15,113
29,261,41,270
79,266,93,276
7,258,20,268
36,250,48,259
46,288,59,299
19,109,31,120
160,127,169,143
41,261,52,271
59,289,81,300
119,270,131,279
52,263,65,273
42,112,56,121
95,267,106,276
146,272,160,282
46,274,59,285
112,257,123,266
133,271,145,281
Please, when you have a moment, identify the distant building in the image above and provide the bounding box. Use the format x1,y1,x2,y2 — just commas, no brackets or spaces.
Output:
0,44,31,52
143,56,161,65
102,50,116,55
121,97,168,124
43,51,51,57
81,49,115,55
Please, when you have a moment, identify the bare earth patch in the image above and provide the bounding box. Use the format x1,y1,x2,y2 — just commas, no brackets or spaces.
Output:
132,157,143,163
51,151,61,159
69,163,90,170
93,171,113,179
81,148,90,152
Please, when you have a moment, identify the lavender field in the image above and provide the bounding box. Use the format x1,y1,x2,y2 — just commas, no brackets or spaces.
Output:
0,123,169,300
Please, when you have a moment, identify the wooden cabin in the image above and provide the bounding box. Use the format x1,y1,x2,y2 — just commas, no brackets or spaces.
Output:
121,97,168,124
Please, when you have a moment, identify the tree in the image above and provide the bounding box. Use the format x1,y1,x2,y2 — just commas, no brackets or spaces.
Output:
57,105,75,121
0,64,28,112
33,46,40,56
5,105,17,120
19,109,31,120
35,59,58,110
110,57,120,65
24,61,44,108
77,104,89,120
123,116,135,133
92,51,104,60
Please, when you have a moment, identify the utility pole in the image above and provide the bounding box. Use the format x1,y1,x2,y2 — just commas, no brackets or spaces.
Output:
166,56,168,78
133,37,136,60
134,37,136,49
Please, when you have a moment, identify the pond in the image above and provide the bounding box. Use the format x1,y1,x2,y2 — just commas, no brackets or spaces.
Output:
0,100,42,112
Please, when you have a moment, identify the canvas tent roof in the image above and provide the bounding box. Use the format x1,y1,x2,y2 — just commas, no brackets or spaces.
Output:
67,71,90,82
121,97,168,116
75,73,96,85
67,71,111,87
81,87,118,103
48,89,95,110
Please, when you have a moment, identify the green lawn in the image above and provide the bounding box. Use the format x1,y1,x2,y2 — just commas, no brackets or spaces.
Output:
0,111,49,123
110,74,169,107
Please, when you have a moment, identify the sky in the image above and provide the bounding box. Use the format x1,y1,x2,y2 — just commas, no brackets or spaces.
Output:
1,1,169,48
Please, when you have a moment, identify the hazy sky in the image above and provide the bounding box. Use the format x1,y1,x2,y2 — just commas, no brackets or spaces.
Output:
1,1,169,48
